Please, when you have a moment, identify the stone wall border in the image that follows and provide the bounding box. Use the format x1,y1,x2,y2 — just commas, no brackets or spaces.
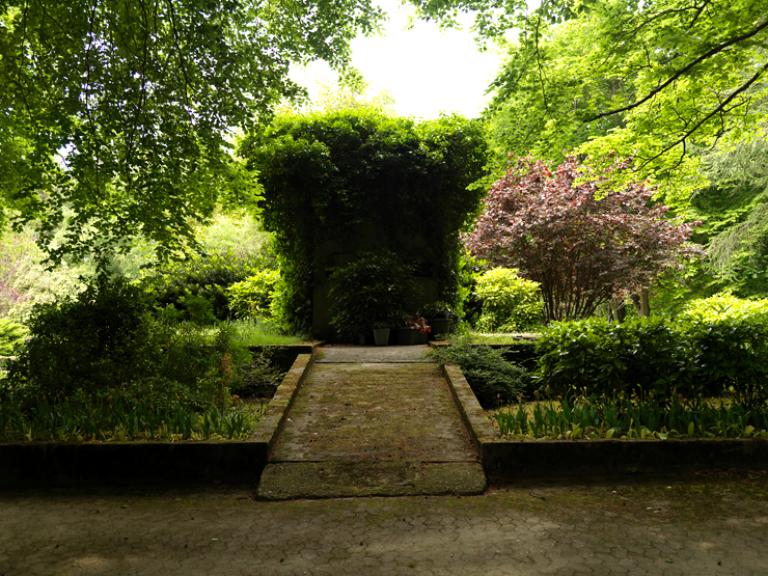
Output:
441,362,768,482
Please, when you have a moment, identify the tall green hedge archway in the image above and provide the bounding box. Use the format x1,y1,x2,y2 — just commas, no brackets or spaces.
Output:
241,109,487,338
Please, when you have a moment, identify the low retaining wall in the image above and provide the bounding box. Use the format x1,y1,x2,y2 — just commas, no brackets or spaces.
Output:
442,363,768,482
0,354,314,489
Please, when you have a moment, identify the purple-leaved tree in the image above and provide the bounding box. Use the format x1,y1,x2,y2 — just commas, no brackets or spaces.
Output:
466,157,694,321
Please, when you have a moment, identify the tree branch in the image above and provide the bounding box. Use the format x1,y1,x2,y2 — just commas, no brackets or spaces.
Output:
588,17,768,122
639,61,768,168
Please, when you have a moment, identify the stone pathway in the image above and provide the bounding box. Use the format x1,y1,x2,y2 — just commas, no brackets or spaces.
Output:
2,475,768,575
257,345,486,499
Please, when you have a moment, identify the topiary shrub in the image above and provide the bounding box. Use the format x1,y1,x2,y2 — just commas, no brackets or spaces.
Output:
431,342,527,408
241,109,488,335
474,267,543,331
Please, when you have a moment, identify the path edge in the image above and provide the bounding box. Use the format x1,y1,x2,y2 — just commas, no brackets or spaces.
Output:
441,363,768,481
251,353,314,459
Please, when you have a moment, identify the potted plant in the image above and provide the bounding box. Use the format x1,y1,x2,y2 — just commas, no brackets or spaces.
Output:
423,301,456,339
396,314,432,345
328,251,413,344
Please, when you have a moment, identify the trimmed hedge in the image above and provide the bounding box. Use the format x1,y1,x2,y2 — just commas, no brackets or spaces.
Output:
535,316,768,405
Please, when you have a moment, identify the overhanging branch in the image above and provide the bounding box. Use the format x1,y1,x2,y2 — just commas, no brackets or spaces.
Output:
588,18,768,122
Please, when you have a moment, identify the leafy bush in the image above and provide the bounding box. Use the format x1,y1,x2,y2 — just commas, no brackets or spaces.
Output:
685,317,768,407
140,251,258,322
0,276,269,440
431,342,527,409
4,275,158,401
474,267,543,331
679,294,768,323
535,318,693,399
535,314,768,404
328,252,414,340
0,319,26,356
227,269,281,320
242,109,488,333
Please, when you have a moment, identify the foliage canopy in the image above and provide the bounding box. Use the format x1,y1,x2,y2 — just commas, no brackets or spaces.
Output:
0,0,382,262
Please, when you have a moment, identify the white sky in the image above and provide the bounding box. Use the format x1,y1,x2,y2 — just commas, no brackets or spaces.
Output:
290,0,505,120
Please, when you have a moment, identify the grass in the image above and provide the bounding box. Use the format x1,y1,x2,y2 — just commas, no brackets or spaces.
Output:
198,319,305,347
493,396,768,440
463,331,541,345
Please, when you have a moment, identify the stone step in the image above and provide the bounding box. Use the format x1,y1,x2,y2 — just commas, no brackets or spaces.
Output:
314,345,433,363
257,461,487,500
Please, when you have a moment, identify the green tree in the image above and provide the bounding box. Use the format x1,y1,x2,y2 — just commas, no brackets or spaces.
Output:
0,0,382,262
413,0,767,185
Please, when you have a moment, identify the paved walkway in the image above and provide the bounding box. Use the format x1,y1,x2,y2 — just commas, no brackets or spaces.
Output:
257,345,486,499
2,476,767,575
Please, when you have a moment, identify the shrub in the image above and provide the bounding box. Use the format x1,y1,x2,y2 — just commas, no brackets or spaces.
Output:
0,319,26,356
535,314,768,404
431,341,527,408
4,275,158,401
328,252,414,340
140,251,257,322
679,294,768,323
474,267,543,331
0,277,272,440
242,109,488,333
685,317,768,407
227,269,281,320
535,318,693,399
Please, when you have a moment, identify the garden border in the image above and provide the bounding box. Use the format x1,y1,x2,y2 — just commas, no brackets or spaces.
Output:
0,352,315,489
441,363,768,482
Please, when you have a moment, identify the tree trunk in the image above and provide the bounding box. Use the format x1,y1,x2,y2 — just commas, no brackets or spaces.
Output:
632,289,651,317
609,299,627,323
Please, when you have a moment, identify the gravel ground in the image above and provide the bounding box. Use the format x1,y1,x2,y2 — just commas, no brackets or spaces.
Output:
2,473,767,576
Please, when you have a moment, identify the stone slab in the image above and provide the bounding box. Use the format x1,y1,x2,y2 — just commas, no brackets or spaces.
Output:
270,363,478,463
315,345,432,363
257,461,487,499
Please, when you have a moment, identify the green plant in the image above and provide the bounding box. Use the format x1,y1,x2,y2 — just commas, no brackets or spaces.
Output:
227,269,281,320
430,341,527,409
535,318,694,400
241,108,488,333
534,313,768,404
328,252,414,340
0,275,274,441
4,274,158,401
473,267,543,331
685,317,768,408
495,395,768,440
140,251,258,322
0,319,26,356
680,294,768,323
